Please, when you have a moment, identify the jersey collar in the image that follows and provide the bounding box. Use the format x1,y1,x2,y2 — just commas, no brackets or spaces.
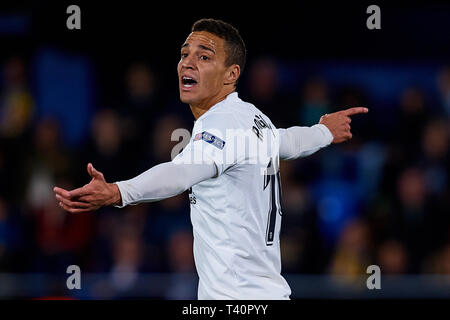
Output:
195,91,239,122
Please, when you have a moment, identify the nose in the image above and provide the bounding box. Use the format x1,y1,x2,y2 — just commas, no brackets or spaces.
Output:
180,55,195,70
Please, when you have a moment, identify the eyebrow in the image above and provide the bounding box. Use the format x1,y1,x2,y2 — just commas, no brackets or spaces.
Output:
181,43,216,54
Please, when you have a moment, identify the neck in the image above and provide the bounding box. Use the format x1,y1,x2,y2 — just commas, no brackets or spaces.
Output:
190,88,235,120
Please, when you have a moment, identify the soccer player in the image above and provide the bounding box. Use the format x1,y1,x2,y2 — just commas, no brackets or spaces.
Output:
54,18,368,299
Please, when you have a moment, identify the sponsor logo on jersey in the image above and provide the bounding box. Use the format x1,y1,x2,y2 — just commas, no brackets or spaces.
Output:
188,187,196,204
193,131,225,150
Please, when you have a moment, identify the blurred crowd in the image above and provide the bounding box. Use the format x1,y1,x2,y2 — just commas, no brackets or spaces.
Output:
0,54,449,298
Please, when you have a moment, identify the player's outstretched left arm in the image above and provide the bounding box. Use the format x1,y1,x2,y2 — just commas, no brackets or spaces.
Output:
278,107,368,160
318,107,369,143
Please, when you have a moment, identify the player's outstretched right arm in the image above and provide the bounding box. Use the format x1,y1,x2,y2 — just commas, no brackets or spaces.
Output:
54,163,121,213
54,161,216,213
113,161,215,208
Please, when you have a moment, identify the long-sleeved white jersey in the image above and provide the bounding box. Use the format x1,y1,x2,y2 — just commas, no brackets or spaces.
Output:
115,91,333,299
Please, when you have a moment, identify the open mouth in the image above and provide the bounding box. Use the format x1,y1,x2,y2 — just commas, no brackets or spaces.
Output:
181,76,198,88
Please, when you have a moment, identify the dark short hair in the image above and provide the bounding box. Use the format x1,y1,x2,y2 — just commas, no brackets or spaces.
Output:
192,18,246,73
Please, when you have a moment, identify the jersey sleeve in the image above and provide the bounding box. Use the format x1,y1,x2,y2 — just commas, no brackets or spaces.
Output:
114,161,216,208
278,124,334,160
173,112,238,177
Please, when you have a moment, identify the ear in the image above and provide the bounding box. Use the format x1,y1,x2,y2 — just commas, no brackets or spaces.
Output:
224,64,241,86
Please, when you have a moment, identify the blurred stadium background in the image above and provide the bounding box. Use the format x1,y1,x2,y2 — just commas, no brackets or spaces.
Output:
0,2,449,299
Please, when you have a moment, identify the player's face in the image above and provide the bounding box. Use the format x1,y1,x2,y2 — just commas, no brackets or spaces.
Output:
178,31,229,105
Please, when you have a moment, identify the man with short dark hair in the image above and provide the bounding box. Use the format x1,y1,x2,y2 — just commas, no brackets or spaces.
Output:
54,18,368,299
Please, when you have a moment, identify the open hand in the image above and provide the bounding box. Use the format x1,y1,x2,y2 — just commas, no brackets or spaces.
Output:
319,107,369,143
53,163,121,213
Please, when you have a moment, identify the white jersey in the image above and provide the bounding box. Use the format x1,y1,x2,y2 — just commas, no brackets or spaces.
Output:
173,92,291,299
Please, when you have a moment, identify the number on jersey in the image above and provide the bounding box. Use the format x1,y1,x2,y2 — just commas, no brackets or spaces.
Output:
264,159,282,246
